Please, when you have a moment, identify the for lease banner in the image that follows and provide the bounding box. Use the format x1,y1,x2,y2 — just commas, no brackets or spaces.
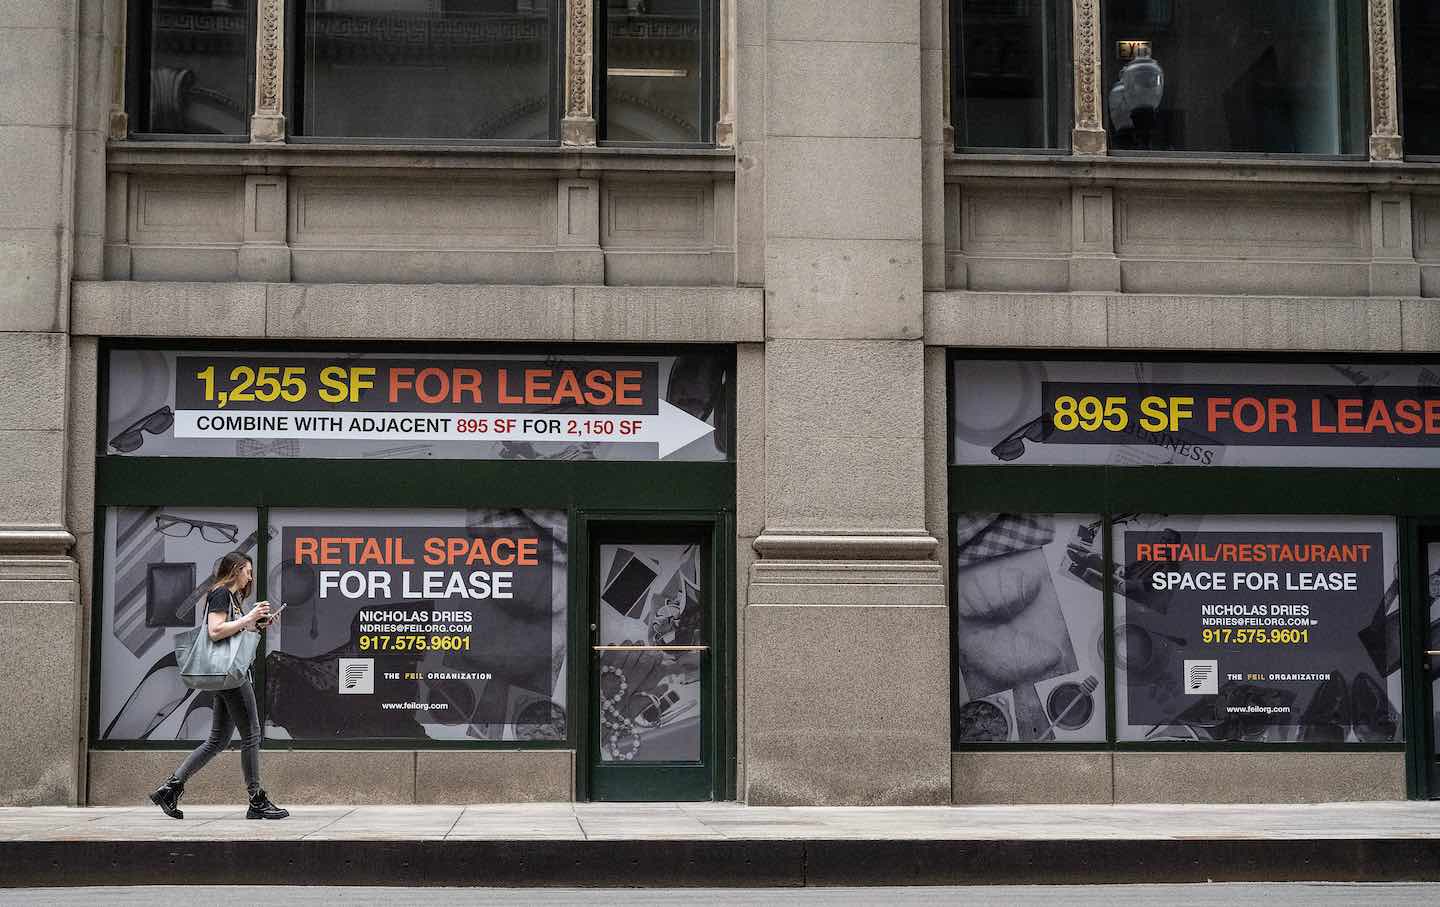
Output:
107,349,729,460
953,360,1440,467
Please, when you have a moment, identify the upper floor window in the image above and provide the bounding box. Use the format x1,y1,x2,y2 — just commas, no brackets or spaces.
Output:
1399,0,1440,157
1102,0,1366,155
296,0,559,142
602,0,715,144
953,0,1071,151
128,0,719,145
132,0,254,137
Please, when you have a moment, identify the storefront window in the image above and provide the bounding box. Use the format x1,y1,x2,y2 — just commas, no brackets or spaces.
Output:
1102,0,1365,154
604,0,710,143
298,0,558,141
1112,515,1401,744
96,507,263,741
93,345,735,757
950,358,1429,751
1399,0,1440,157
953,0,1070,150
953,513,1107,743
137,0,252,135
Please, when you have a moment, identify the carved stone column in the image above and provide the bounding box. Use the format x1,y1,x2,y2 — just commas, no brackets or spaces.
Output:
941,0,953,148
562,0,597,145
251,0,285,142
108,0,127,139
715,0,736,146
1368,0,1402,161
1071,0,1106,155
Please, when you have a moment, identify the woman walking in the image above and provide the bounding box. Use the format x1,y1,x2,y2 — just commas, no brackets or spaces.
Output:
150,552,289,820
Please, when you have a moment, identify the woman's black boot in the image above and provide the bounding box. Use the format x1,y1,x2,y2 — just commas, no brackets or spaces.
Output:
246,788,289,820
149,777,184,820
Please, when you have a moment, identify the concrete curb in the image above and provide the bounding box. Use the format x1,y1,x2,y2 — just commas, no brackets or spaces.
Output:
4,838,1440,887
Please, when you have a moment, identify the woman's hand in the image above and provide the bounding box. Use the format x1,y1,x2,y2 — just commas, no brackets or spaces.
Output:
245,602,273,629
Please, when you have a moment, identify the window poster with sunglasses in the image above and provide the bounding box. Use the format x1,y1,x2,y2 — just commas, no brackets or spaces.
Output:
263,508,567,742
105,348,732,461
952,360,1440,467
97,507,266,741
953,514,1107,744
1112,515,1401,744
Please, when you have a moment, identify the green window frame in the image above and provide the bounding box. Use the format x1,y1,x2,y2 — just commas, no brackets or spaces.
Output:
946,350,1436,758
89,339,736,759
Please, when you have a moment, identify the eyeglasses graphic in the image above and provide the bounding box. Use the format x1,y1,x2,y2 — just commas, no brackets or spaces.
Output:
155,513,240,544
989,414,1054,461
108,405,174,453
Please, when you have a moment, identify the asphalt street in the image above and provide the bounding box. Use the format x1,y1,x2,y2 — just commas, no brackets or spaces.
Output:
2,885,1439,905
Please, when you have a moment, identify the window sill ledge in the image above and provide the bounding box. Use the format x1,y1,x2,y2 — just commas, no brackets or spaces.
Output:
945,152,1440,187
106,142,737,176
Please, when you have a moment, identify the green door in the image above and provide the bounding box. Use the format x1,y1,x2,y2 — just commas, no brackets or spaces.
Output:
583,518,722,801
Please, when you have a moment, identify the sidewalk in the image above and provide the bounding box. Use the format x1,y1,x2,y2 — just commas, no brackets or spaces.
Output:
4,802,1440,887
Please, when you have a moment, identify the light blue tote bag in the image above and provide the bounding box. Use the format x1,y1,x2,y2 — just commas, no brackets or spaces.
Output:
175,600,259,690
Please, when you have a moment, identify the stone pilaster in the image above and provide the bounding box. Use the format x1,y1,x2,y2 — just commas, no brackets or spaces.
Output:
1369,191,1420,296
1368,0,1402,161
751,1,948,805
562,0,597,145
251,0,286,143
1069,186,1120,291
239,174,291,281
0,0,82,805
1071,0,1106,155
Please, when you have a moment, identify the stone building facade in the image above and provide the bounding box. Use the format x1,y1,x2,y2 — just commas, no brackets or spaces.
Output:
3,0,1439,807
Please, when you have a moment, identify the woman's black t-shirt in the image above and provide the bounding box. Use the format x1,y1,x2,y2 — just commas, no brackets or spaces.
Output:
206,587,240,620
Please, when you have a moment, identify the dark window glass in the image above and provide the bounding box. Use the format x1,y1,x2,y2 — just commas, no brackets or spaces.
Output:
1103,0,1366,154
1400,0,1440,156
953,0,1070,150
300,0,556,141
141,0,252,135
604,0,708,143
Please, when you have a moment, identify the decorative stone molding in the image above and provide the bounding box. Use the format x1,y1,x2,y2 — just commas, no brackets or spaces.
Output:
562,0,597,145
1071,0,1106,155
0,530,78,556
753,529,940,562
1368,0,1402,161
251,0,285,143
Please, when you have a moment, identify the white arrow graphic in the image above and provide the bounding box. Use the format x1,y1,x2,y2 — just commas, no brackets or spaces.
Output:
173,403,715,459
646,400,717,458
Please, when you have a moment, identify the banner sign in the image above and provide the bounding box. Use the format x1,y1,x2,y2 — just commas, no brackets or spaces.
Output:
264,508,568,742
953,360,1440,467
1113,515,1401,743
107,349,730,461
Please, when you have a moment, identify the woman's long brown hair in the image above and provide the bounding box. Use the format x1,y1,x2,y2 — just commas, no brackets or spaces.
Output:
211,551,253,599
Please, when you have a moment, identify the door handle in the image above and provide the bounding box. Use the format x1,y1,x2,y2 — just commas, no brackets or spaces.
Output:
592,645,708,652
1426,650,1440,657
